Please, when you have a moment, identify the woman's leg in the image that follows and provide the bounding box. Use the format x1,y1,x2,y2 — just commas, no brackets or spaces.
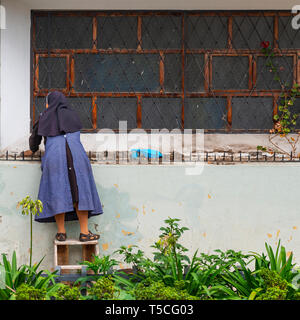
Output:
74,203,89,234
54,213,66,233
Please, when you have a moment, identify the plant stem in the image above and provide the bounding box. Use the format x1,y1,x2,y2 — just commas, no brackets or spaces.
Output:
30,212,32,267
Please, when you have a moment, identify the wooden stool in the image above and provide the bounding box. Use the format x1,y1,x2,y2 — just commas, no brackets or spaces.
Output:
54,239,99,275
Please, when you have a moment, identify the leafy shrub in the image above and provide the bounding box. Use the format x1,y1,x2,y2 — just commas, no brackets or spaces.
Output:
54,285,83,300
15,284,46,300
80,254,119,275
133,277,199,300
0,251,59,300
88,276,120,300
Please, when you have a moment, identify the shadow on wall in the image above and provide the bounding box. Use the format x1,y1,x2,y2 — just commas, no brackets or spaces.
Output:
90,183,142,256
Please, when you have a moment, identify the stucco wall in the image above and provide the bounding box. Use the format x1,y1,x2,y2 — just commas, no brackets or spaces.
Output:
0,161,299,270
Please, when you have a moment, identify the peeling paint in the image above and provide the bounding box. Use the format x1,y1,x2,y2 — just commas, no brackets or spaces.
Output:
102,243,109,251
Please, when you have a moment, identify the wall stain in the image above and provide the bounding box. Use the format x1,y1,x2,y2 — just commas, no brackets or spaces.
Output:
102,243,109,251
121,230,134,236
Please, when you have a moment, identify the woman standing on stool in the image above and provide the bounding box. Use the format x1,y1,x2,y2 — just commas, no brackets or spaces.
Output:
28,91,103,242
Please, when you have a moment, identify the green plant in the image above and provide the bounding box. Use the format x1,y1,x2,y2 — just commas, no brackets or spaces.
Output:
150,217,191,285
17,196,43,267
0,251,60,300
133,277,199,300
257,41,300,156
87,275,120,300
114,245,146,272
54,284,83,300
80,254,119,275
15,284,46,300
249,240,296,282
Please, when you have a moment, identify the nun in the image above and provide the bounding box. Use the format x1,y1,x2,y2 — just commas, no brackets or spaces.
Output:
29,91,103,242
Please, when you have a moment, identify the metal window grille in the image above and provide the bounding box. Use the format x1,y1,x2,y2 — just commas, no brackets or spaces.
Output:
31,10,300,133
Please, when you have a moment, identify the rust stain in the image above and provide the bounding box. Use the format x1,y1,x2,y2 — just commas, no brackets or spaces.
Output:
121,230,134,236
102,243,109,251
293,226,298,230
267,233,272,238
208,194,211,199
276,230,280,238
114,184,119,188
116,213,120,218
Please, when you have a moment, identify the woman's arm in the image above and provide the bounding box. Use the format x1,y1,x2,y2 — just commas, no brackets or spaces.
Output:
29,120,42,153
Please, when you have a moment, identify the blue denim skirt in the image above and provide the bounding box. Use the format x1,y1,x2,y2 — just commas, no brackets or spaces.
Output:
35,131,103,222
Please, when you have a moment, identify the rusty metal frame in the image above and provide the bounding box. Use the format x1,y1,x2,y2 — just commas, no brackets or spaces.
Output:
31,10,299,133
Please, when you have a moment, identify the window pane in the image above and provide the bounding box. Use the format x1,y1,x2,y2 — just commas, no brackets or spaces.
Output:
74,53,160,92
185,98,227,129
141,98,182,129
185,54,205,92
232,16,273,49
142,15,181,49
278,16,300,49
212,56,249,90
97,16,138,49
185,15,228,49
256,56,294,90
164,54,182,92
66,97,93,129
38,57,67,89
232,97,273,129
35,15,93,49
97,97,137,129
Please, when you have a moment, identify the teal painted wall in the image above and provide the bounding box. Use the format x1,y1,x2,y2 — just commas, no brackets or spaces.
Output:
0,161,299,271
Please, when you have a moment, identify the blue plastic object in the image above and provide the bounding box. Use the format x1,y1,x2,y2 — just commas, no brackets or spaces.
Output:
131,148,162,159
